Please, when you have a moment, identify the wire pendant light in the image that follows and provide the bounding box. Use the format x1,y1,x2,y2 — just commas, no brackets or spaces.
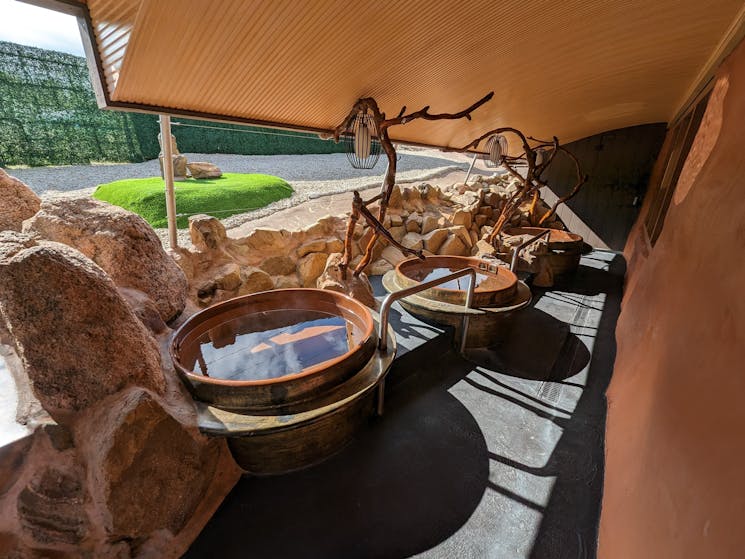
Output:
344,111,381,169
483,134,508,168
534,147,552,166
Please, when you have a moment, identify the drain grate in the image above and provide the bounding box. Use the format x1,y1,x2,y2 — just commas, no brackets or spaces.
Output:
538,380,562,403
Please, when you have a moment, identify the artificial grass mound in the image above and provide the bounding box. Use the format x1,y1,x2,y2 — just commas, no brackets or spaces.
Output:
93,173,293,228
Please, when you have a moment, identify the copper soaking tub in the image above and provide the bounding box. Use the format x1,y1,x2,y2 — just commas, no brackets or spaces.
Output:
170,288,394,474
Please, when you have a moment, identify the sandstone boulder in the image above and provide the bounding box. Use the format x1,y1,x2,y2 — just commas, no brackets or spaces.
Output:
297,239,326,258
452,209,472,228
17,466,89,547
422,228,448,253
316,253,375,308
401,232,423,251
298,252,328,287
421,214,440,235
24,198,188,322
0,169,40,232
238,267,274,294
369,259,393,275
189,214,228,251
381,245,406,267
187,162,222,179
85,390,224,543
0,234,165,424
438,234,467,256
259,255,295,276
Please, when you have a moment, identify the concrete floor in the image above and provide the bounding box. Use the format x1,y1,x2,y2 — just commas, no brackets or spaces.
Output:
186,251,624,559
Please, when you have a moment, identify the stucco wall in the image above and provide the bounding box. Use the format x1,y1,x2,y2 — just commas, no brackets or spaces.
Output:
599,38,745,558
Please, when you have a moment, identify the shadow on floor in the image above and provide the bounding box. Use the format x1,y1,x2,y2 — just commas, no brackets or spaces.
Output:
186,349,489,559
186,253,625,558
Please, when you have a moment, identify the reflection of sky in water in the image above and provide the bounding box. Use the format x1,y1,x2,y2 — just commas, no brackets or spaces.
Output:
197,314,352,381
408,267,501,290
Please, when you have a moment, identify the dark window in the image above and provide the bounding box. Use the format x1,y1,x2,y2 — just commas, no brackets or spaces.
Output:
644,92,710,245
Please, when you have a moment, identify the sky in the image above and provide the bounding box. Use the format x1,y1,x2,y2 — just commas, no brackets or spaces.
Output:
0,0,84,56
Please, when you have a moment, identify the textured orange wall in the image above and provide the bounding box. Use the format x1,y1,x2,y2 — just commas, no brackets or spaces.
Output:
599,38,745,558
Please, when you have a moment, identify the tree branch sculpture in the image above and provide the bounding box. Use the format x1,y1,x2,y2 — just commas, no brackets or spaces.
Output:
333,92,494,277
458,131,587,246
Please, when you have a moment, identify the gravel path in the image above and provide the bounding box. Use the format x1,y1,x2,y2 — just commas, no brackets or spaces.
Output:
8,149,469,194
7,148,500,246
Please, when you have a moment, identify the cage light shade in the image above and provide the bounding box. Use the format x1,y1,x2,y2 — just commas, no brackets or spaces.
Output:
535,147,553,166
344,112,381,169
483,134,508,168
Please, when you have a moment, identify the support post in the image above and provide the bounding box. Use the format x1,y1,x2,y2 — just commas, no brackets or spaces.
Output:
464,153,478,185
159,114,178,249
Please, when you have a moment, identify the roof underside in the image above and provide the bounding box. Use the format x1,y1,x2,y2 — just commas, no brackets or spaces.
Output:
82,0,744,150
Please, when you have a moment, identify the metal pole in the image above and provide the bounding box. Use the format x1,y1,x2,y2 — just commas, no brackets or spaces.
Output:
463,153,478,185
159,114,178,249
376,267,477,415
510,229,551,272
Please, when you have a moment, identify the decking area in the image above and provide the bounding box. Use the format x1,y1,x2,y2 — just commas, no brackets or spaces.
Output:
187,251,623,558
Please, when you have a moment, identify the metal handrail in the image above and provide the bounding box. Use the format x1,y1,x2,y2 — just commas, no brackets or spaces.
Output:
376,267,477,415
510,229,551,272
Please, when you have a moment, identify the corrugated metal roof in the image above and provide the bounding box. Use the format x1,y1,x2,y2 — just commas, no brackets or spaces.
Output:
82,0,744,149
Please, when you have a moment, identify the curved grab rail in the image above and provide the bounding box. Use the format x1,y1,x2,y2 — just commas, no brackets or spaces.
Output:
376,267,477,414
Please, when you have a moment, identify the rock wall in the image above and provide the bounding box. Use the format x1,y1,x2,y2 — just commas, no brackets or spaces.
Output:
0,175,240,558
175,175,567,308
599,38,745,559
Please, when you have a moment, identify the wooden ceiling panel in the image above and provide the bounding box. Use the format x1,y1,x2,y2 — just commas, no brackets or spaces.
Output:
82,0,744,149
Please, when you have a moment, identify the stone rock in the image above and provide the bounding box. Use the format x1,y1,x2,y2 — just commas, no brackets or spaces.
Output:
297,239,327,258
274,274,300,289
438,234,467,256
474,214,488,228
452,209,472,228
316,253,375,308
238,267,274,294
381,245,406,266
422,228,448,253
469,229,479,246
390,214,404,227
259,255,296,276
212,262,241,291
478,205,494,217
481,225,494,238
484,191,501,207
388,186,402,208
118,287,168,335
474,239,497,257
86,390,224,542
388,226,406,243
241,228,291,253
17,467,89,546
25,198,188,322
187,161,222,179
401,232,423,251
298,252,329,287
189,214,227,251
0,234,164,423
159,154,188,180
405,215,421,233
0,168,40,232
357,228,384,261
421,214,440,235
325,238,344,254
369,259,393,275
448,225,473,248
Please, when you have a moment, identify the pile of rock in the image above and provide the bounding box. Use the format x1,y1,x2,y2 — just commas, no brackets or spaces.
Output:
342,175,566,276
158,133,222,180
174,213,375,307
0,171,240,558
